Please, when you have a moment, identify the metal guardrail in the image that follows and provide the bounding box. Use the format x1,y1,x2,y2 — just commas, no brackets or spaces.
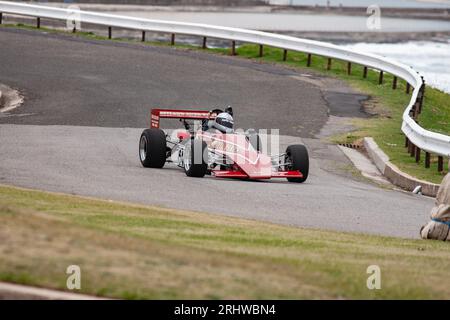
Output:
0,1,449,169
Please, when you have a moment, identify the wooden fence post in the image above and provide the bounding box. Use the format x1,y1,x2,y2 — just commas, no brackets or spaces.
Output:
379,71,384,84
230,40,236,56
438,156,444,172
392,76,397,89
425,152,430,168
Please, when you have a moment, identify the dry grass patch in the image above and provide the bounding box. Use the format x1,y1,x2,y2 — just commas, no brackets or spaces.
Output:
1,185,450,299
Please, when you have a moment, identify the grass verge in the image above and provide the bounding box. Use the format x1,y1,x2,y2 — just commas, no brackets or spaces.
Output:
1,184,450,299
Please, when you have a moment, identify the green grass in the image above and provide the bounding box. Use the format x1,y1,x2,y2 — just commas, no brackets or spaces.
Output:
1,184,450,299
1,23,449,183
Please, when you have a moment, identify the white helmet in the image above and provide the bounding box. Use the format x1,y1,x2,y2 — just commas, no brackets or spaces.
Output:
212,112,234,133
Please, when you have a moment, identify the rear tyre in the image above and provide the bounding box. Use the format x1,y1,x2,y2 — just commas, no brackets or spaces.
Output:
139,128,166,168
184,139,208,178
285,144,309,183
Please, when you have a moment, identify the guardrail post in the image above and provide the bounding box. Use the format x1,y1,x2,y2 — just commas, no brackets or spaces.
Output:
230,40,236,56
416,91,423,115
108,26,112,39
425,152,430,168
37,17,41,29
347,62,352,75
415,147,421,163
438,156,444,172
419,78,425,114
0,12,3,25
170,33,175,45
327,58,332,70
407,136,414,154
413,101,420,119
409,108,414,120
392,76,397,90
363,66,368,78
141,31,145,42
378,71,384,84
259,44,263,57
202,37,207,49
406,82,411,94
410,143,416,157
283,49,287,61
307,54,312,67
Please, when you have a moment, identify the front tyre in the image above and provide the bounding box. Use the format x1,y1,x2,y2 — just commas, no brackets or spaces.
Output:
139,128,166,168
285,144,309,183
184,139,208,178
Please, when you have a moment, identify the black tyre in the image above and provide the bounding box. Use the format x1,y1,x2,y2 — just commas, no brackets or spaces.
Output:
184,139,208,178
285,144,309,183
139,128,167,168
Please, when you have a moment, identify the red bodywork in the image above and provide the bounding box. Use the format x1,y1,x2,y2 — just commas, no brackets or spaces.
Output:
150,109,215,129
150,108,303,180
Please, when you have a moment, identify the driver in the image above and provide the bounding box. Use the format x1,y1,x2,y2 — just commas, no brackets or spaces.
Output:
202,107,234,133
212,112,234,133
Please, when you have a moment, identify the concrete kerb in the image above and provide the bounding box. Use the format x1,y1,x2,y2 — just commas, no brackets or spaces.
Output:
363,137,440,197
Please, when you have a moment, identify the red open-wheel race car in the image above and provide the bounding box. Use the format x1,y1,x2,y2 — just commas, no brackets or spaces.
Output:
139,108,309,183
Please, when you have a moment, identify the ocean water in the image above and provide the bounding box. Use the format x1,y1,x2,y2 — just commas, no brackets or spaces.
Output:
341,41,450,94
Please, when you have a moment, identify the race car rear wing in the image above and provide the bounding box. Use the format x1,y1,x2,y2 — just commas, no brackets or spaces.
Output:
150,109,217,128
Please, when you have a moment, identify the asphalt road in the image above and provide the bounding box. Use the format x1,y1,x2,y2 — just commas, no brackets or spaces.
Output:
0,27,330,137
0,27,433,238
